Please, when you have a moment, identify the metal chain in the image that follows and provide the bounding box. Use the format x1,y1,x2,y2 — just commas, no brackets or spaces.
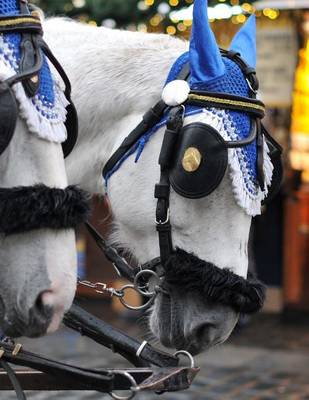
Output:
77,269,165,311
77,279,125,298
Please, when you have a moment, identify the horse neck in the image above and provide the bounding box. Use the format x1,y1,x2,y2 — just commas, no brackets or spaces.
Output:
44,20,187,194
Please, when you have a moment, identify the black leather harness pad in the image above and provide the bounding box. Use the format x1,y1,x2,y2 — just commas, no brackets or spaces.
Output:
169,122,228,199
0,85,18,156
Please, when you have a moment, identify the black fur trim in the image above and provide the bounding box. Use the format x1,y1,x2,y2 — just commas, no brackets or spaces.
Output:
0,185,91,235
163,248,266,314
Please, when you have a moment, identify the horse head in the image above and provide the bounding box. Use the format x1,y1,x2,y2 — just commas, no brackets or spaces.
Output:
44,0,282,354
0,0,88,338
106,3,280,354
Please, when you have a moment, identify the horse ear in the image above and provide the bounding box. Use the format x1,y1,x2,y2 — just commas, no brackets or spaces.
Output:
189,0,225,85
230,15,257,68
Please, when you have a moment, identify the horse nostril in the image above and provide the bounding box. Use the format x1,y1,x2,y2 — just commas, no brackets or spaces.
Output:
33,291,54,319
193,323,217,346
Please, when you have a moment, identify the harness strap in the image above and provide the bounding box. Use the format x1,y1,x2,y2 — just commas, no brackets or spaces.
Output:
155,106,184,264
188,91,265,118
0,15,41,32
85,222,136,281
0,341,115,393
103,100,168,180
0,360,26,400
64,303,179,368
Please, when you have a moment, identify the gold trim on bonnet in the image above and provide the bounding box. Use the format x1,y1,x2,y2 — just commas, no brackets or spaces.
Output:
0,16,41,27
188,93,265,114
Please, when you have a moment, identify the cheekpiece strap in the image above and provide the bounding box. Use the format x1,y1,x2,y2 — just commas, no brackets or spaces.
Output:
155,106,184,264
0,15,42,33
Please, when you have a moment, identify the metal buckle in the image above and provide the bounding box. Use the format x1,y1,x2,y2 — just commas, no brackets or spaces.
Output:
155,208,170,225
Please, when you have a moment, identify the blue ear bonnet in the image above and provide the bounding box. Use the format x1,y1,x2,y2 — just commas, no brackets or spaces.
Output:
0,0,55,108
166,53,256,182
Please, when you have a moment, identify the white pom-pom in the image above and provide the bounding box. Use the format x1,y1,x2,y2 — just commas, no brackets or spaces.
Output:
162,80,190,106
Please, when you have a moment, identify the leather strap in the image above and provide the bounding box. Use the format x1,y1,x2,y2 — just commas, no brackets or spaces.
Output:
155,106,184,264
103,100,168,180
187,91,265,118
18,0,41,97
64,303,179,368
85,222,136,281
0,15,41,33
0,360,26,400
0,341,115,393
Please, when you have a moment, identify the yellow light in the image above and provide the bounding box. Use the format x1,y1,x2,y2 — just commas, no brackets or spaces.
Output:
291,39,309,182
268,9,279,19
183,19,192,27
242,2,253,13
231,0,239,5
236,14,246,23
263,8,273,17
145,0,154,6
232,15,240,24
150,14,162,26
169,0,179,7
166,25,177,35
88,20,97,26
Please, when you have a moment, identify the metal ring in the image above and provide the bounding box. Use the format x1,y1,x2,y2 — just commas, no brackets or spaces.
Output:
134,269,160,297
109,371,139,400
119,285,156,311
174,350,195,368
136,340,148,358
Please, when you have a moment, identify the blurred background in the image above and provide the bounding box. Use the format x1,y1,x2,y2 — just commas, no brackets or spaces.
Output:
5,1,309,399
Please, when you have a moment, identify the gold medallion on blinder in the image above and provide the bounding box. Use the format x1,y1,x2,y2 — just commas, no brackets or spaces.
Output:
182,147,202,172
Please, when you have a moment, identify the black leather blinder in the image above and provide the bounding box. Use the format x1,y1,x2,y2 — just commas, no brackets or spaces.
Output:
0,84,18,156
169,122,228,199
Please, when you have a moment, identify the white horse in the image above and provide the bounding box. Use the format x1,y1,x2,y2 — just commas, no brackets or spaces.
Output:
44,0,272,354
0,1,84,338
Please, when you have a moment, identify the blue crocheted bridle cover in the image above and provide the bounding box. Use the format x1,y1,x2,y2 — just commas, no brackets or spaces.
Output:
1,1,55,114
105,51,271,215
0,0,69,143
